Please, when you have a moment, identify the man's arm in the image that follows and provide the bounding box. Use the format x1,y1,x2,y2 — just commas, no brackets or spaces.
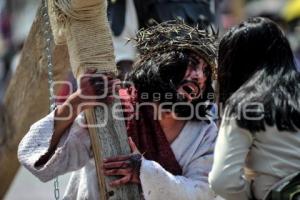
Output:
34,91,83,167
17,107,91,182
18,71,120,181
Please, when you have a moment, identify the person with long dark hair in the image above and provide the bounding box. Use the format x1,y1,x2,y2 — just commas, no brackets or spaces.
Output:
209,17,300,200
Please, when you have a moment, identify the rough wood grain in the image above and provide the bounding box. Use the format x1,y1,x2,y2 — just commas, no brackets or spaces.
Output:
85,101,141,200
47,0,141,198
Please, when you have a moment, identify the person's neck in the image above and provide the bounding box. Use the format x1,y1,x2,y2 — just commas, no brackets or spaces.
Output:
158,112,186,144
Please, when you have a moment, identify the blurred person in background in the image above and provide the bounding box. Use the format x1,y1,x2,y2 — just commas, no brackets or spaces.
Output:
245,0,286,28
283,0,300,72
218,0,245,31
108,0,215,80
0,0,38,99
9,0,38,74
245,0,300,72
0,0,12,99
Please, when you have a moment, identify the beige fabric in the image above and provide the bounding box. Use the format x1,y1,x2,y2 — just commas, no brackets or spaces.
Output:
48,0,117,77
209,118,300,200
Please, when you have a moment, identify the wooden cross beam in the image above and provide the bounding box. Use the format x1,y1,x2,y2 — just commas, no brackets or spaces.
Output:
47,0,141,199
0,0,141,199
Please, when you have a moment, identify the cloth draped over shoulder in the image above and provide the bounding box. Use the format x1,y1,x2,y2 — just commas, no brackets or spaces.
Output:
120,87,182,175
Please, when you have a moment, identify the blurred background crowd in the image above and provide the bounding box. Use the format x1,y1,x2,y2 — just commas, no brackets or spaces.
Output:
0,0,38,99
0,0,300,199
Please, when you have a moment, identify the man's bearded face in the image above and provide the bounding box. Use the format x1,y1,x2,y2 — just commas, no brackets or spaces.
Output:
177,56,208,103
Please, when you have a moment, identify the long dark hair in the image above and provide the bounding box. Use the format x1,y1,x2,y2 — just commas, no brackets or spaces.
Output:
128,50,215,120
218,17,300,132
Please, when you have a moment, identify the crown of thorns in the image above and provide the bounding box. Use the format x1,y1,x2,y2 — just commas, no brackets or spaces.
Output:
132,20,218,79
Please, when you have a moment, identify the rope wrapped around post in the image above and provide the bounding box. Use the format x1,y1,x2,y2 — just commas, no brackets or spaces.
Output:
47,0,141,199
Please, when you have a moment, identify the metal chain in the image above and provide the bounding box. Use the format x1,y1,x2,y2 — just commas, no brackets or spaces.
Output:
42,0,55,111
42,0,60,200
54,178,60,200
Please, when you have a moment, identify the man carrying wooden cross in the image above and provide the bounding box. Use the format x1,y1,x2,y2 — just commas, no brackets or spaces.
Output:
18,21,220,200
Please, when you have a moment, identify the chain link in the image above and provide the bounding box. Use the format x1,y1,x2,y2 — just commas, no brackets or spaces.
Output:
42,0,56,112
54,177,60,199
42,0,60,199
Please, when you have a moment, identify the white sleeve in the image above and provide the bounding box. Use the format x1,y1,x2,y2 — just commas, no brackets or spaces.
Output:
18,111,91,182
209,119,253,200
140,123,220,200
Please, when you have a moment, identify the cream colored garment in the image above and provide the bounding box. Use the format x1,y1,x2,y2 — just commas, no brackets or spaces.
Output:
209,118,300,200
18,111,221,200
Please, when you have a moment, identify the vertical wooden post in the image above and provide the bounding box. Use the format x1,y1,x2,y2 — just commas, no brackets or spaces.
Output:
47,0,141,199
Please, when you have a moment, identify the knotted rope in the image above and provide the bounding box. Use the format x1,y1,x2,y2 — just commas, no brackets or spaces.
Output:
48,0,116,77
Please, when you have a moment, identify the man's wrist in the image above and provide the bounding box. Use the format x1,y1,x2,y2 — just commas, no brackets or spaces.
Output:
129,154,142,172
55,92,82,120
67,91,83,114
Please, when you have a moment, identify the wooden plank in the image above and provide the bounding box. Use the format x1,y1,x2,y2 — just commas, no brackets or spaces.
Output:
46,0,142,198
85,103,141,199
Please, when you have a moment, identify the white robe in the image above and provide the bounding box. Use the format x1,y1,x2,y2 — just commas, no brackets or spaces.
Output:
18,111,221,200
